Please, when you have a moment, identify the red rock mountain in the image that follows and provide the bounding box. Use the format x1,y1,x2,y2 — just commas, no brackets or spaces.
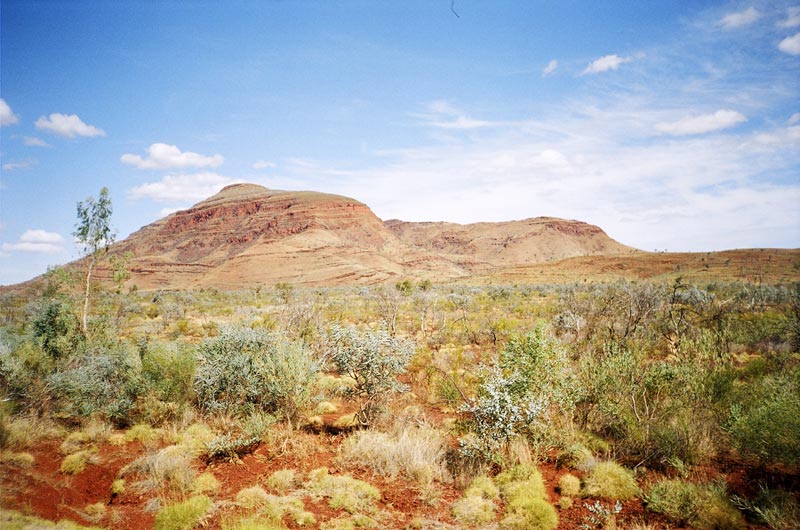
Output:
91,183,637,289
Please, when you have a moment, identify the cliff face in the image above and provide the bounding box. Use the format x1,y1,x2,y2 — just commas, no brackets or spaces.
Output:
76,183,638,289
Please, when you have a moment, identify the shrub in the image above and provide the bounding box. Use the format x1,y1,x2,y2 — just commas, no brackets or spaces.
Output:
194,327,318,421
500,496,558,530
735,487,800,530
154,495,212,530
327,325,414,425
0,450,35,468
31,298,82,360
582,461,639,501
111,479,126,495
60,449,98,474
266,469,298,494
121,445,196,495
141,341,196,406
124,424,162,445
726,371,800,466
452,495,496,525
307,467,381,514
646,479,744,530
465,476,499,500
235,485,270,510
460,326,576,462
558,473,581,497
48,345,144,425
339,426,448,483
191,472,220,495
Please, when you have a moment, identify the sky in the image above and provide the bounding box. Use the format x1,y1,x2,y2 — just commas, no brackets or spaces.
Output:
1,0,799,285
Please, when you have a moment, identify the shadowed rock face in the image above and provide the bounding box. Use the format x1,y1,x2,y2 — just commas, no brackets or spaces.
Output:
59,183,639,290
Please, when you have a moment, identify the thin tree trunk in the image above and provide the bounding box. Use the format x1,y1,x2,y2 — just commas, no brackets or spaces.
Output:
82,255,96,335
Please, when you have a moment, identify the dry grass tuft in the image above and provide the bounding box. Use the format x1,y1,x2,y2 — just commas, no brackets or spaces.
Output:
0,450,35,468
339,425,449,483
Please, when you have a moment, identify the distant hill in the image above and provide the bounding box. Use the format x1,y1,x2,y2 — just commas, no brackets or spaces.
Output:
5,183,799,291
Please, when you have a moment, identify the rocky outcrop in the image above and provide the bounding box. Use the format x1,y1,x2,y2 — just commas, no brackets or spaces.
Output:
78,183,638,289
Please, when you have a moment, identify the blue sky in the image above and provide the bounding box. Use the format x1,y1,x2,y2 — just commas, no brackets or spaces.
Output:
1,0,798,285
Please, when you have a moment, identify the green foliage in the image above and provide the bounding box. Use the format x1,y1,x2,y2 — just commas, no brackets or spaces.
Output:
465,475,500,500
558,473,581,497
726,370,800,466
734,487,800,530
60,449,96,474
582,461,639,501
327,325,414,424
154,495,212,530
460,325,576,462
307,467,381,514
141,341,196,405
193,327,318,420
646,479,744,530
266,468,298,494
74,187,115,335
495,464,557,530
31,299,82,359
500,495,558,530
452,494,496,525
48,344,143,424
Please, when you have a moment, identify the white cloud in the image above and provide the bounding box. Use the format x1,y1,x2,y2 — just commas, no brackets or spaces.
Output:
719,7,760,29
778,7,800,28
0,99,18,126
417,100,494,129
253,160,277,169
655,110,747,136
121,143,224,170
542,59,558,77
778,32,800,55
2,159,36,171
2,229,65,254
789,112,800,125
159,207,183,217
128,172,242,202
35,113,105,138
582,54,632,75
23,136,49,147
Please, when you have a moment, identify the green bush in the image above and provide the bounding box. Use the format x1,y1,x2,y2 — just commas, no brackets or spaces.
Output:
31,299,82,360
452,494,496,525
582,461,639,501
194,327,318,421
558,473,581,497
327,325,414,425
646,479,744,530
141,341,196,405
154,495,212,530
48,345,143,425
726,371,800,466
460,326,577,462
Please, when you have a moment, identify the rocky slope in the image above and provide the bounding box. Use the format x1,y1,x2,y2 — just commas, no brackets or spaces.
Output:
24,183,642,290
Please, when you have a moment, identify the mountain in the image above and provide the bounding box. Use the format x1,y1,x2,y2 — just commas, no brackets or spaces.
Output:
83,183,637,289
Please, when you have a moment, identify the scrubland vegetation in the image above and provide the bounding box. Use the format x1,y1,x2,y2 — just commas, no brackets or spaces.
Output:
1,270,799,529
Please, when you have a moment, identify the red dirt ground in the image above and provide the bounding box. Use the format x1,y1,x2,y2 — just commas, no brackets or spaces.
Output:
0,417,779,529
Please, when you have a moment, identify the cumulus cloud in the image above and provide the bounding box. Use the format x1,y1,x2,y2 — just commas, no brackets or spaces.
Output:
655,110,747,136
252,160,277,169
542,59,558,77
719,7,760,29
2,229,65,254
23,136,49,147
128,172,242,202
778,7,800,28
582,54,632,75
121,143,224,170
35,113,105,138
0,99,19,126
2,159,36,171
778,32,800,55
